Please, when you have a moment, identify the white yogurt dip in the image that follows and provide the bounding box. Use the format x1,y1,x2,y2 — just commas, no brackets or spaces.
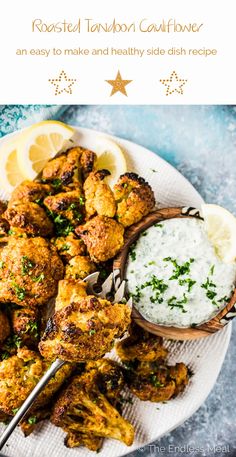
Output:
126,218,236,327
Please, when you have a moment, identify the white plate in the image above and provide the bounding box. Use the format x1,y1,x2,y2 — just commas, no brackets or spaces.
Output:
0,127,231,457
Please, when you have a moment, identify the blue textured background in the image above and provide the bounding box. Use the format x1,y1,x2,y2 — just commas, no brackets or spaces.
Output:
0,105,236,457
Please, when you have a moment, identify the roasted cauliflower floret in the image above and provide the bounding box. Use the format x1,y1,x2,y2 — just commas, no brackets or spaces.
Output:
116,324,168,363
76,215,124,262
125,361,189,402
0,201,7,215
52,233,86,262
51,364,134,448
3,202,53,237
0,310,10,344
0,201,9,238
10,306,39,347
44,189,85,228
41,147,96,186
0,347,72,416
65,431,103,451
39,279,131,362
9,180,52,205
65,255,96,280
84,170,116,218
113,172,155,227
0,237,64,307
86,358,125,406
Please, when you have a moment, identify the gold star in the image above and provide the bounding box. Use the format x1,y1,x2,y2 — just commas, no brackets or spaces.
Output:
49,70,76,95
160,71,187,96
106,70,132,96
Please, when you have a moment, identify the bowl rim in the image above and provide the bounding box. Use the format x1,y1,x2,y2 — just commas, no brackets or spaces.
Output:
113,206,236,340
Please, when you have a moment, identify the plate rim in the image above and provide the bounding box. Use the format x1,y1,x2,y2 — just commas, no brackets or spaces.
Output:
0,124,232,457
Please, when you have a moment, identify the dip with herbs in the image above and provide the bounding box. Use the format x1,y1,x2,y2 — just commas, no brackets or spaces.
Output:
126,218,236,327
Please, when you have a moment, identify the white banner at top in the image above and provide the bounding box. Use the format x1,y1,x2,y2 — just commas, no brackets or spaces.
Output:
0,0,235,104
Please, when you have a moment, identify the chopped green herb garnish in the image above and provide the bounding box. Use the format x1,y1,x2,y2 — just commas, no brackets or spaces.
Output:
25,321,39,338
150,374,164,387
21,256,35,275
168,294,188,313
201,277,216,290
209,265,215,276
148,261,156,265
1,352,10,360
12,408,20,415
28,416,37,425
89,329,96,336
0,261,5,269
142,231,147,237
12,282,26,301
151,169,158,173
218,295,230,303
129,286,143,303
140,275,168,304
61,244,70,251
178,278,196,292
51,178,62,189
154,223,163,228
129,242,137,262
163,257,195,280
32,273,45,283
34,198,44,206
8,229,15,236
206,290,217,300
47,210,74,236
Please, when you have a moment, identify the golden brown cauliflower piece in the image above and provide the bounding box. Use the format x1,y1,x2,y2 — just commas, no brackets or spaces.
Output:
52,233,86,262
51,362,134,449
65,255,96,280
76,216,124,262
116,324,168,363
9,180,52,205
0,201,9,239
10,306,39,347
86,358,125,407
125,361,189,402
84,170,116,218
64,431,103,451
0,347,73,416
0,201,7,215
42,147,96,186
44,189,85,227
0,237,64,307
113,173,155,227
39,279,131,362
3,202,53,237
0,310,10,344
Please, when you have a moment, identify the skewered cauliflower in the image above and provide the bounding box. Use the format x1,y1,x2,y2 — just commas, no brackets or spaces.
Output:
39,279,131,362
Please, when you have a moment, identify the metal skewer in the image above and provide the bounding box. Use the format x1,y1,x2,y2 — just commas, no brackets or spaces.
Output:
0,271,127,451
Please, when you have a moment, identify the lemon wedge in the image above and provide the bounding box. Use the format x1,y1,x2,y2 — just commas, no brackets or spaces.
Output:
17,121,75,180
0,138,25,198
95,138,127,187
201,203,236,263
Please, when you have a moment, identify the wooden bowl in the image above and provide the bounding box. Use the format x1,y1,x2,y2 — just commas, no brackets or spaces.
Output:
113,207,236,340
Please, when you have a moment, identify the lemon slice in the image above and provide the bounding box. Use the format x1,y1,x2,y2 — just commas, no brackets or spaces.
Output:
0,138,25,198
17,121,75,180
201,203,236,263
95,138,127,187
